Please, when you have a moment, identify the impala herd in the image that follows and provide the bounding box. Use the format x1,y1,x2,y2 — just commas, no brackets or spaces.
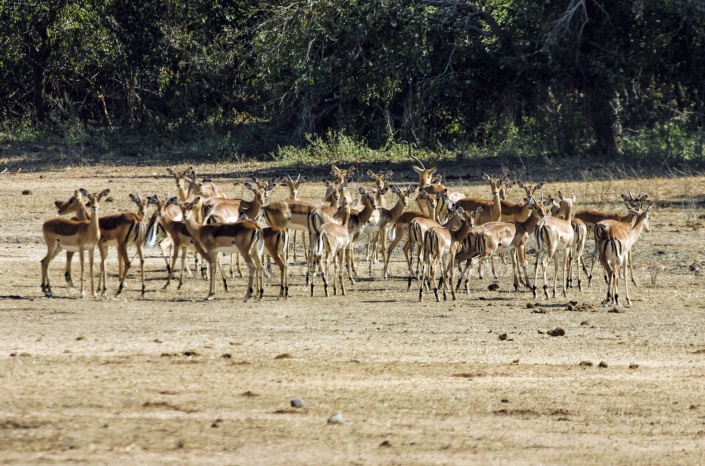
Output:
40,157,652,307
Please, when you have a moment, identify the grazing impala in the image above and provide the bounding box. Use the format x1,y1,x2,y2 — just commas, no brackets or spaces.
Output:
181,198,264,301
41,189,110,299
595,203,652,306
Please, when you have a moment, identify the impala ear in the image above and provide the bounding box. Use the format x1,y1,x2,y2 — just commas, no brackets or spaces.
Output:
481,173,491,182
167,168,175,175
366,169,374,177
412,166,424,175
99,189,110,199
323,179,332,188
409,184,418,193
474,206,484,215
534,182,544,191
79,188,89,197
358,187,368,195
385,170,394,179
380,187,389,194
265,182,276,191
244,182,255,190
299,176,307,183
129,193,139,203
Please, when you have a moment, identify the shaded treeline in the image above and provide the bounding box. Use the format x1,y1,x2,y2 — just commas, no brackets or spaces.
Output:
1,0,704,159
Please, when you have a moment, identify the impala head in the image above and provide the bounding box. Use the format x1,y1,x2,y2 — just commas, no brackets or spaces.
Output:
180,197,202,220
630,202,653,233
280,174,306,199
357,186,377,210
417,189,437,209
167,166,194,190
518,181,544,199
498,181,514,200
431,173,444,185
410,154,437,187
468,206,484,226
331,165,356,184
367,169,394,189
78,189,110,212
56,190,84,215
527,195,550,218
622,189,648,211
245,180,275,204
546,194,561,216
482,173,509,197
391,184,412,207
129,193,149,217
186,180,210,199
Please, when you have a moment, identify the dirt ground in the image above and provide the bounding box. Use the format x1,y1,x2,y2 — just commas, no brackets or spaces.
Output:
1,160,705,465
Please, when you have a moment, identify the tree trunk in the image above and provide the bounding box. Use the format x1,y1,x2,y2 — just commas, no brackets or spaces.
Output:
586,85,618,155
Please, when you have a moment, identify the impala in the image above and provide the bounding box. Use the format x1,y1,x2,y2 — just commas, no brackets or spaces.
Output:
574,190,647,286
261,195,318,272
261,224,290,299
41,189,110,299
454,174,509,225
362,184,416,274
325,165,356,204
383,190,437,279
595,203,652,306
529,196,575,299
455,199,543,293
279,174,308,261
181,198,264,301
407,191,456,286
310,197,354,297
549,192,589,291
159,196,210,291
420,206,482,302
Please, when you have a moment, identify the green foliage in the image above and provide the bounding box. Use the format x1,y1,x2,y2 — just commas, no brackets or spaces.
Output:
0,0,704,161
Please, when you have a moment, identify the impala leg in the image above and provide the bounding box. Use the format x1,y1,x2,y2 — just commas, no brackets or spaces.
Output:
177,246,187,290
384,227,404,279
41,241,61,297
65,251,75,287
79,249,85,299
115,244,130,297
88,247,97,299
137,245,145,298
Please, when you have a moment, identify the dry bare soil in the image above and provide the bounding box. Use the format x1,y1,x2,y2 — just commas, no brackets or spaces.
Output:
1,161,705,465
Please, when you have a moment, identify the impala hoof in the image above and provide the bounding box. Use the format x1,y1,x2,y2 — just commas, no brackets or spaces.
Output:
205,295,214,301
80,292,86,299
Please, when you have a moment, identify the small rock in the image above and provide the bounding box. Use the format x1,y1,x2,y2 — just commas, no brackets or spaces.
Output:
487,283,499,291
498,333,508,341
608,308,622,313
379,440,392,448
629,362,639,369
22,190,32,195
327,413,343,424
501,398,509,403
290,398,305,408
547,327,565,337
579,361,593,367
598,361,608,368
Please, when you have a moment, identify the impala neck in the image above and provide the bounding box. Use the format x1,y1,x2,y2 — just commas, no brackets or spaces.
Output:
519,209,541,234
389,196,406,222
355,195,375,224
490,190,502,222
245,194,263,219
628,211,649,243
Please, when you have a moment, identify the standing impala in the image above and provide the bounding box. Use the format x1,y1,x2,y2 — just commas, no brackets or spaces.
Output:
41,189,110,299
310,197,354,297
529,197,575,299
363,184,416,274
279,174,308,261
181,198,264,301
595,203,652,307
383,190,437,279
420,206,482,302
575,190,646,287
